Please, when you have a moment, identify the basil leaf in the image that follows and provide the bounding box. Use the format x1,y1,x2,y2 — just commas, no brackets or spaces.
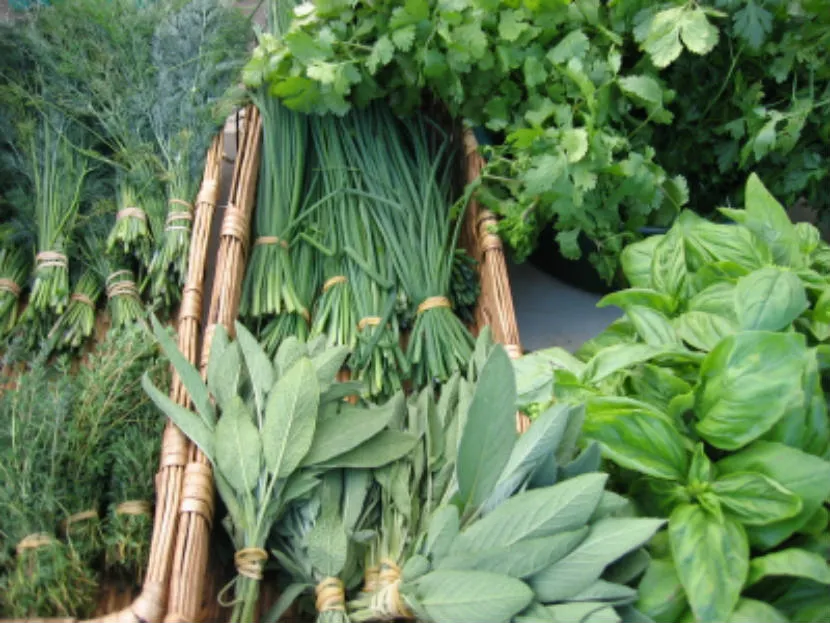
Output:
651,227,688,299
456,345,518,515
529,517,664,602
674,311,737,351
215,396,261,495
626,306,681,346
728,599,789,623
598,288,677,315
635,558,688,623
717,441,830,548
584,397,688,481
687,282,737,319
669,504,748,623
735,267,809,331
711,472,802,526
582,343,670,384
747,548,830,587
695,331,808,450
687,443,712,485
621,235,662,288
627,364,692,414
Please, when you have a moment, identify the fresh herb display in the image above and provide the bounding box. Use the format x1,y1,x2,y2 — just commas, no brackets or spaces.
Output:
518,175,830,622
245,0,828,282
146,0,250,307
142,321,419,623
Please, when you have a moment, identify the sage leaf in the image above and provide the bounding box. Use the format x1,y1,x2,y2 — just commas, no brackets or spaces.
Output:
150,315,215,425
571,580,637,605
302,393,403,466
215,396,261,494
455,473,607,553
234,320,275,411
208,337,241,412
547,602,620,623
310,345,350,391
273,336,306,377
425,505,459,564
142,372,214,462
746,548,830,587
312,430,419,469
456,345,517,515
561,442,603,479
307,505,348,577
529,517,664,602
438,529,588,579
262,357,318,479
514,602,556,623
410,569,533,623
603,548,651,585
669,504,748,623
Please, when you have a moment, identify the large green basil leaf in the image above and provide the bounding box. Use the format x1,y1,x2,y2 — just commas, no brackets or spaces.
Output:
746,548,830,587
621,235,663,288
735,267,809,331
762,351,830,458
674,311,737,351
694,331,808,450
628,364,692,414
457,345,518,515
215,396,261,495
677,210,770,271
584,397,689,480
719,174,802,268
576,318,638,362
409,570,533,623
688,282,738,319
635,558,688,623
728,599,789,623
772,578,830,623
651,227,688,299
669,504,748,623
687,443,712,485
529,517,664,602
598,288,678,315
716,441,830,548
626,306,681,346
692,261,752,291
581,343,671,385
513,348,583,408
711,472,802,526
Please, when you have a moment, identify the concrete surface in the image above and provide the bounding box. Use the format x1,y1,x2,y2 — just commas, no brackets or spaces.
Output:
508,260,621,353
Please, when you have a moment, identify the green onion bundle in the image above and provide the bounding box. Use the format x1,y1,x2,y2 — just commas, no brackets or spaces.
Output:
49,269,102,350
0,359,98,619
347,106,473,386
259,237,320,355
309,115,357,350
0,245,30,335
26,114,90,316
240,92,309,320
147,0,250,307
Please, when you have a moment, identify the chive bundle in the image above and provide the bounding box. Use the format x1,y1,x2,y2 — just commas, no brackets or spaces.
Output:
240,92,309,321
345,106,473,385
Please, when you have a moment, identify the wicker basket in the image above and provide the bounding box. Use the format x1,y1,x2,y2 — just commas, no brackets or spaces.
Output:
156,109,528,623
